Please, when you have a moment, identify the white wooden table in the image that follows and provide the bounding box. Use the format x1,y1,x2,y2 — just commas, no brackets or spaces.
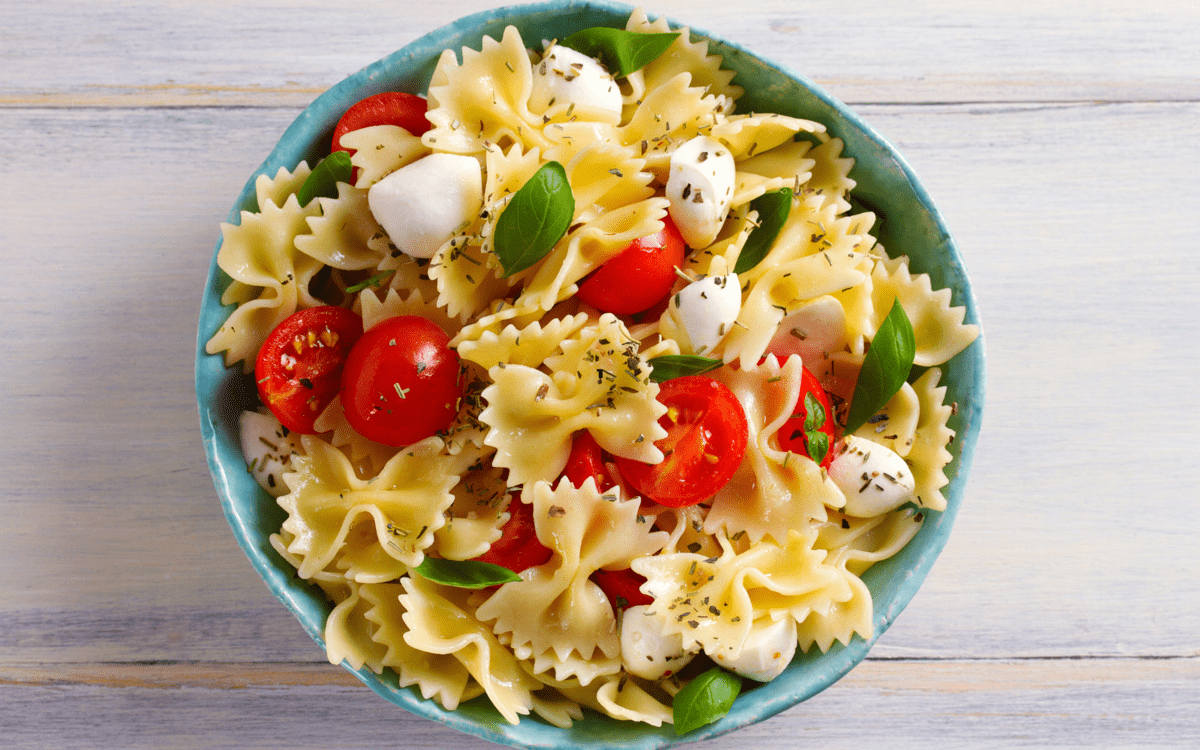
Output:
3,0,1198,747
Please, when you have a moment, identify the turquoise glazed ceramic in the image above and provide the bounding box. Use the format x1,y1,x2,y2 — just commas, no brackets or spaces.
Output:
196,1,985,746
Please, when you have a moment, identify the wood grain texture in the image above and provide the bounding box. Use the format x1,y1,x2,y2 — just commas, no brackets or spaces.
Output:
2,0,1198,747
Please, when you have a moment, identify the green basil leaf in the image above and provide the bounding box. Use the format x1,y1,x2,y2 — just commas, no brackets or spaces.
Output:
734,188,793,274
559,28,680,78
494,161,574,277
413,557,520,589
647,354,722,383
802,391,826,433
844,299,916,434
672,667,742,735
805,429,830,466
297,150,353,207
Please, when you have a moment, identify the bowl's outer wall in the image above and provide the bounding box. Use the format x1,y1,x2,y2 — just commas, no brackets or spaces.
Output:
196,1,985,747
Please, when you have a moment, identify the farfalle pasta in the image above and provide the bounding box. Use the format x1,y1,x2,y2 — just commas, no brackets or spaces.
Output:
206,7,979,731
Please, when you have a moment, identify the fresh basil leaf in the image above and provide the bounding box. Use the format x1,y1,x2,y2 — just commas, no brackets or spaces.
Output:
413,557,520,589
802,391,825,433
734,188,793,274
494,161,574,277
672,667,742,735
647,354,722,382
805,429,830,466
297,150,353,207
844,299,916,434
559,27,680,78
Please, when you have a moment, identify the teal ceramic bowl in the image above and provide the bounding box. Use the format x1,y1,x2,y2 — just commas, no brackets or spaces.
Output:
196,0,985,746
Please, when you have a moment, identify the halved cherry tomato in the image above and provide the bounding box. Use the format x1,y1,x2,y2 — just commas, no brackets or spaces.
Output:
473,493,553,574
561,431,617,492
254,306,364,434
339,315,462,447
591,568,652,611
331,92,431,155
576,215,686,315
616,375,748,507
776,364,836,469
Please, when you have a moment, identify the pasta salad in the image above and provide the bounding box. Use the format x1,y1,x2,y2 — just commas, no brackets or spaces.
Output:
205,7,979,734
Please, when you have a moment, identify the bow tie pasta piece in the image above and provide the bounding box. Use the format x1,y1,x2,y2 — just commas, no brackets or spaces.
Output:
457,313,592,370
206,165,324,372
632,527,847,662
542,672,674,728
399,574,543,725
704,356,846,545
423,26,550,156
276,435,462,578
710,113,825,163
479,314,667,487
624,8,742,103
618,73,731,178
907,367,958,512
869,255,981,367
804,137,858,214
296,182,389,272
817,508,925,578
475,480,669,685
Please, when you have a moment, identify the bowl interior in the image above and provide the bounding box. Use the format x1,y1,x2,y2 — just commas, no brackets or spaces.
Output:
195,1,985,747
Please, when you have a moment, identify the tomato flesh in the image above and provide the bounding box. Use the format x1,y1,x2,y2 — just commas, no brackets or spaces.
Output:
339,315,462,447
254,306,363,434
591,568,652,611
576,215,686,315
561,431,616,492
616,375,748,507
331,92,431,154
473,493,553,574
776,365,837,469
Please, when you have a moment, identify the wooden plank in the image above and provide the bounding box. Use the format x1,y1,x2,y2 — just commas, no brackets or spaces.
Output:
1,0,1197,107
2,659,1197,748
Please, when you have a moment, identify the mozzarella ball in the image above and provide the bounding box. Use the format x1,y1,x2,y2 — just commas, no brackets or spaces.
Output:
620,605,697,680
828,435,916,517
367,153,483,259
529,44,623,124
674,273,741,355
666,136,736,249
239,410,303,497
717,616,797,683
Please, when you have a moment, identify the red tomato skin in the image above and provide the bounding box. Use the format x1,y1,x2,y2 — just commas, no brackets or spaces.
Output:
616,375,749,508
331,92,431,154
776,365,837,469
562,431,617,492
576,215,686,315
339,316,461,447
474,494,553,574
254,306,364,434
591,568,652,611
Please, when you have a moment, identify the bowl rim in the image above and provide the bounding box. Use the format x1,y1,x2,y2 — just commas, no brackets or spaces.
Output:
196,1,986,747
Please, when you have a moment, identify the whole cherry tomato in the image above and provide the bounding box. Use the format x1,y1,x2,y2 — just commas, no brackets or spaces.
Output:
331,92,431,155
254,306,364,434
561,431,617,492
576,215,686,315
591,567,652,611
616,375,748,507
339,315,462,447
776,365,836,469
473,494,553,574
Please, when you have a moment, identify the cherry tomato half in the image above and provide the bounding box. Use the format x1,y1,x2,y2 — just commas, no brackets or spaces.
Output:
561,431,617,492
776,365,836,469
339,315,462,447
616,375,748,507
591,568,652,611
254,306,364,434
331,92,431,155
576,214,686,315
473,494,553,574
